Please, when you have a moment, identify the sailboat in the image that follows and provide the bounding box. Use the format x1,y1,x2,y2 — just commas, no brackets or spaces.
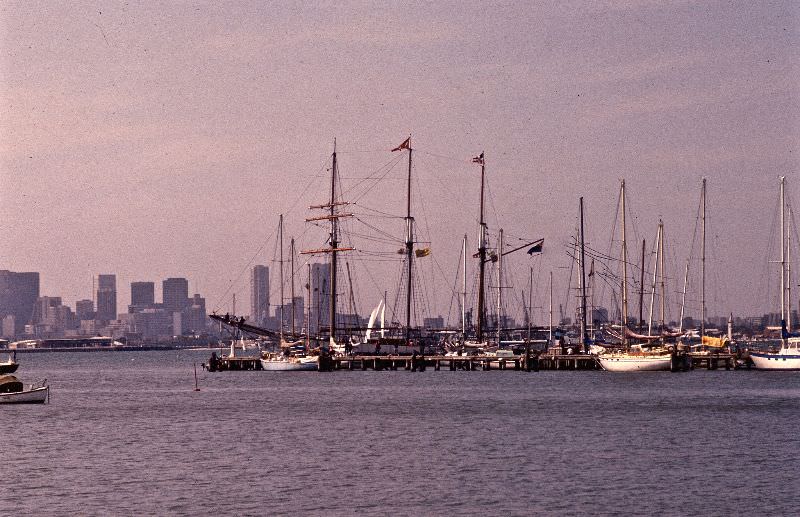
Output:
261,214,318,371
751,176,800,370
597,180,671,372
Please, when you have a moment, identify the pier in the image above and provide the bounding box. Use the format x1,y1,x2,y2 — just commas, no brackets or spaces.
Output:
204,350,741,372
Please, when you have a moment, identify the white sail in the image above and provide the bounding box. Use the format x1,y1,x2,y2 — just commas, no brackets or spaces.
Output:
365,299,383,341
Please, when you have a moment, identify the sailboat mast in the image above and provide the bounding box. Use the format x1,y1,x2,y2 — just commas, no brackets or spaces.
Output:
549,271,553,343
528,266,533,344
404,143,415,350
290,237,296,336
639,239,646,331
329,143,338,348
462,234,467,345
659,221,666,334
701,178,706,339
279,214,284,343
477,153,487,343
579,197,588,352
621,180,629,345
648,227,659,336
679,262,689,334
497,228,504,346
789,207,793,331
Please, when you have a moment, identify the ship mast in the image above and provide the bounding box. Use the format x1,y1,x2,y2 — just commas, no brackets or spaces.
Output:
621,180,629,346
476,152,487,343
497,228,504,346
659,220,666,337
780,176,786,330
461,234,467,347
404,140,415,351
279,214,284,344
701,178,706,340
329,142,338,349
549,271,553,343
788,207,793,331
290,237,296,337
579,197,588,352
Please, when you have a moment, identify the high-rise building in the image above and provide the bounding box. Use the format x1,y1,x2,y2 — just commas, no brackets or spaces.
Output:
0,270,40,335
185,293,207,335
311,263,331,334
278,296,305,333
75,299,95,322
131,282,155,307
250,265,270,326
162,278,189,312
96,274,117,321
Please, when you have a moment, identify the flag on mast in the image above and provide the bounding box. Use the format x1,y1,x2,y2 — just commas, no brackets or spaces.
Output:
472,152,484,165
391,137,411,152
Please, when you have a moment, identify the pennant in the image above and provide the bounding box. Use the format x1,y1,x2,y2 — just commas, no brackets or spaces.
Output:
415,248,431,258
391,137,411,152
472,152,484,165
526,242,543,254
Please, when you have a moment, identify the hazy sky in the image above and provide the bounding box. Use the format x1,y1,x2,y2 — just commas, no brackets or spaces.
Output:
1,1,798,326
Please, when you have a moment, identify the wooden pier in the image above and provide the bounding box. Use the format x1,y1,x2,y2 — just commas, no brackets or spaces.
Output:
687,352,736,370
203,351,738,372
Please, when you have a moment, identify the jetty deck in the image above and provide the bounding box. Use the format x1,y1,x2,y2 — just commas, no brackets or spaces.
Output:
205,351,739,372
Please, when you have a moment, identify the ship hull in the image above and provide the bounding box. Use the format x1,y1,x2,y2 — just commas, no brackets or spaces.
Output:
750,352,800,370
597,354,671,372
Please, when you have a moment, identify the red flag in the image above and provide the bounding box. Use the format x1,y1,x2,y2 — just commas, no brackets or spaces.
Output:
472,152,484,165
391,137,411,152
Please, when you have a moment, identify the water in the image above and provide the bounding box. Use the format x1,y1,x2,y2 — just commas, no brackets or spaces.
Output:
5,350,799,516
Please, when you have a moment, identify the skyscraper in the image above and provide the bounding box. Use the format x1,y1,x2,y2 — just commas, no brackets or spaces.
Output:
96,274,117,322
185,293,207,335
131,281,155,307
311,263,331,334
162,278,189,312
75,299,94,321
0,270,39,335
250,265,269,326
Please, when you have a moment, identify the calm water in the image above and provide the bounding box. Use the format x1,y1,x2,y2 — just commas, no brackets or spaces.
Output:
4,350,799,516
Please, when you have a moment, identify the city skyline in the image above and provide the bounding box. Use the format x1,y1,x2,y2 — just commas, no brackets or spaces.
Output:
1,2,798,324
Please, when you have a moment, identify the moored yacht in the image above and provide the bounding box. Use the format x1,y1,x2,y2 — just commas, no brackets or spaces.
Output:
750,337,800,370
596,344,672,372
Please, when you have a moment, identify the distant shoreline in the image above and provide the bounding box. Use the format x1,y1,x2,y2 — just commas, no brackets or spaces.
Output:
5,345,225,353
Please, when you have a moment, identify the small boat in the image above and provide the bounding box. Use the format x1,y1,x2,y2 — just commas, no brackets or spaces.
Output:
596,344,672,372
0,375,49,404
0,352,19,374
260,352,318,371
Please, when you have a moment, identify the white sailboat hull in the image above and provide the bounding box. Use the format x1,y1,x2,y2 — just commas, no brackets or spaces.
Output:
260,357,318,371
0,386,48,404
750,352,800,370
597,354,671,372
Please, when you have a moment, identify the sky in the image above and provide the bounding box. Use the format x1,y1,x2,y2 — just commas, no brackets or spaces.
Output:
1,1,798,327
